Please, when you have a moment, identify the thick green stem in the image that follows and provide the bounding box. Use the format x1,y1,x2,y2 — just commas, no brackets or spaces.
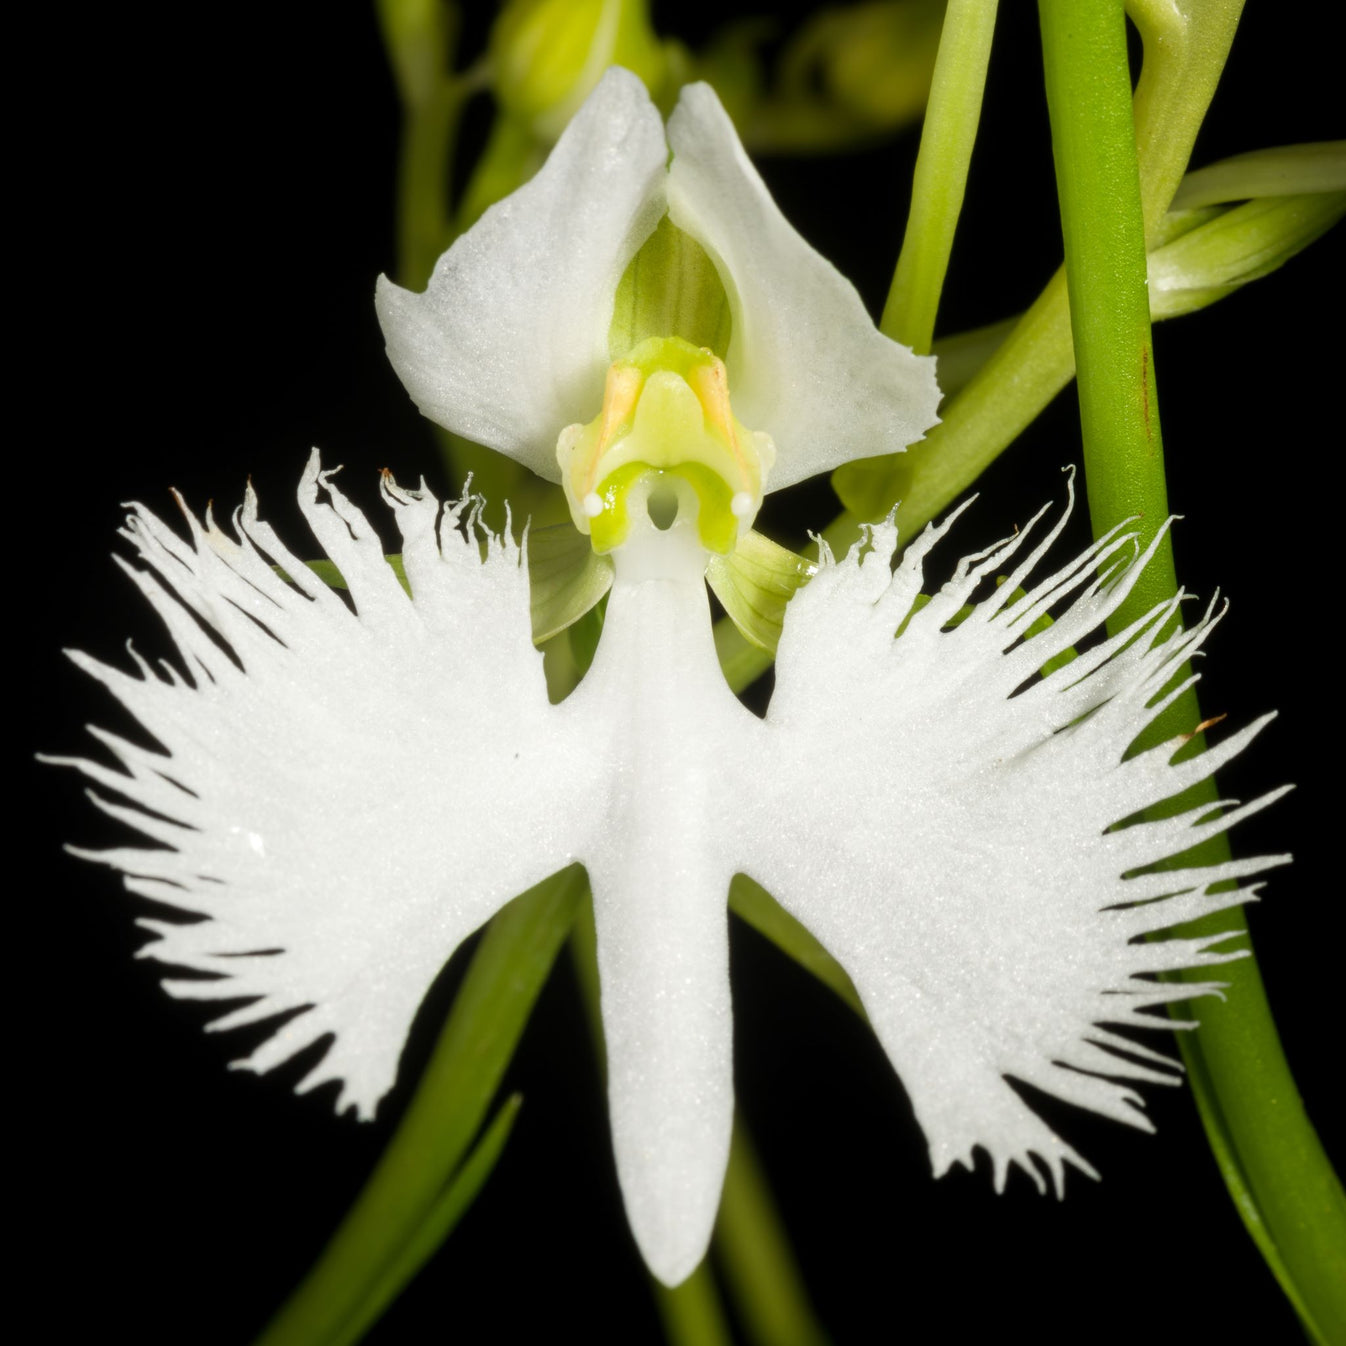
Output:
1039,0,1171,583
832,0,1247,534
1039,3,1345,1340
882,0,999,353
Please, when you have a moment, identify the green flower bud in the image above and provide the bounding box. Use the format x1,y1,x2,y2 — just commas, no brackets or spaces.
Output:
490,0,666,143
1149,192,1345,320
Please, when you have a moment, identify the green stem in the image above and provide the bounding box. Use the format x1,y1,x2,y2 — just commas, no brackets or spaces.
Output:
652,1269,736,1346
328,1095,524,1346
1039,0,1171,579
882,0,999,353
714,1120,832,1346
831,0,1246,535
377,0,466,288
1039,4,1345,1340
255,868,586,1346
728,0,1252,692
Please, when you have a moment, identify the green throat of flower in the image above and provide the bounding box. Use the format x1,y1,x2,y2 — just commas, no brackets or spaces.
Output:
556,334,776,555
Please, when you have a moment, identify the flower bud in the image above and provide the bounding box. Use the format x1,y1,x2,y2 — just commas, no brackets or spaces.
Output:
491,0,666,143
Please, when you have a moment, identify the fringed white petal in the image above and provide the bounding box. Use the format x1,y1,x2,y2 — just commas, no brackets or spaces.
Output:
741,480,1288,1193
57,451,587,1117
561,525,743,1285
58,461,1285,1280
665,84,941,488
375,67,667,480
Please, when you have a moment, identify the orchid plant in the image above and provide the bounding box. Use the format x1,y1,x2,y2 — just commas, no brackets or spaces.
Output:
40,2,1342,1343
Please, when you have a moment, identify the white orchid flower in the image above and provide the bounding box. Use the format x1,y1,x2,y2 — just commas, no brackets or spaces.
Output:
51,69,1285,1288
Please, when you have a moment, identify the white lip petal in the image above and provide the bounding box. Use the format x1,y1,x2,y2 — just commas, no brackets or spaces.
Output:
376,67,668,480
563,527,745,1283
739,487,1288,1193
665,82,942,490
56,463,1284,1277
58,452,586,1118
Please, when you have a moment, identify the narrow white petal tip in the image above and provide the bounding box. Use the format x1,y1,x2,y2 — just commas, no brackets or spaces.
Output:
583,490,604,518
620,1140,725,1287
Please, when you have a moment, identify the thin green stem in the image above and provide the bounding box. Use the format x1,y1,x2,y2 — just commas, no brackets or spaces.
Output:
831,0,1247,535
377,0,466,288
255,868,586,1346
652,1269,736,1346
882,0,999,354
714,1120,831,1346
1039,4,1345,1340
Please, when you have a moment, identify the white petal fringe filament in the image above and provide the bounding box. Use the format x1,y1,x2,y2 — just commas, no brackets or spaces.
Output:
50,452,1288,1286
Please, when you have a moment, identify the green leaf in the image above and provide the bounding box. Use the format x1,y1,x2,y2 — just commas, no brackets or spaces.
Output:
728,875,862,1018
254,867,586,1346
329,1095,524,1346
713,1119,832,1346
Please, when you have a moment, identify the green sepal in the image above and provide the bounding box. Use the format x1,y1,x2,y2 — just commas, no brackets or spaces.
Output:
704,529,814,653
1149,191,1346,320
526,521,615,644
609,215,733,359
1171,140,1346,212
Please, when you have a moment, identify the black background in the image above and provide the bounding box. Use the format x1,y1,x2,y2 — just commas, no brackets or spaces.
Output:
21,3,1342,1342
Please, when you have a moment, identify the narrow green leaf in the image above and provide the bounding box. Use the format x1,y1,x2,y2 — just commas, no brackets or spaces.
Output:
882,0,999,354
714,1119,832,1346
330,1095,524,1346
1149,192,1346,321
728,875,863,1018
255,867,586,1346
652,1266,736,1346
1171,139,1346,211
